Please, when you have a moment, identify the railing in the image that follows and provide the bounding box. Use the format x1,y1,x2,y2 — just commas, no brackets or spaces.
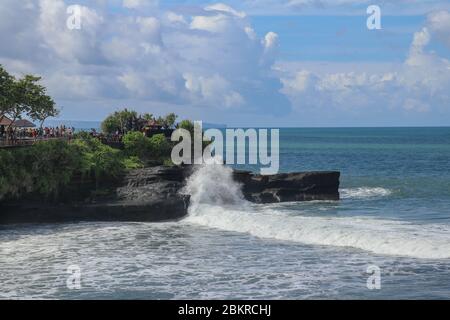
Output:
0,137,70,149
0,130,173,149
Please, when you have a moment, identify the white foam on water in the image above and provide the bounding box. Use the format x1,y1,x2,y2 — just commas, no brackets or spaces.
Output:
183,165,450,259
340,187,392,199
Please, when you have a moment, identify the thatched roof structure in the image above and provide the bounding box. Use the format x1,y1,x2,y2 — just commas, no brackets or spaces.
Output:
12,119,36,128
0,116,13,126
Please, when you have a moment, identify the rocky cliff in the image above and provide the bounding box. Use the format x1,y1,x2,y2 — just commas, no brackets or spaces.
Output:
0,165,339,224
234,170,340,203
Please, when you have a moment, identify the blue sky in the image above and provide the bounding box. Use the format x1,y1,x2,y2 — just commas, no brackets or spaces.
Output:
251,15,424,62
1,0,449,126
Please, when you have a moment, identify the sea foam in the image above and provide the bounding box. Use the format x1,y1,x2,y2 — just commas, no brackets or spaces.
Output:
183,165,450,259
340,187,392,199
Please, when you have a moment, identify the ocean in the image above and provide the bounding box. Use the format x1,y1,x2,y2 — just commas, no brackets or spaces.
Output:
1,127,449,299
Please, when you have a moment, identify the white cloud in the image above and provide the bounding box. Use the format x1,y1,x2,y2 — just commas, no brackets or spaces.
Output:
234,0,450,15
280,10,450,115
1,0,449,124
38,0,104,63
0,0,288,118
166,12,187,25
123,0,158,9
183,73,245,108
205,3,246,18
427,10,450,48
190,14,231,33
263,31,278,50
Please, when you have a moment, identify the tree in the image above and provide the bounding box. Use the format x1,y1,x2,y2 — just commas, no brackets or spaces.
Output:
0,66,15,121
101,113,122,134
101,108,139,134
0,66,58,130
178,119,194,133
142,113,154,121
27,88,59,129
162,113,177,129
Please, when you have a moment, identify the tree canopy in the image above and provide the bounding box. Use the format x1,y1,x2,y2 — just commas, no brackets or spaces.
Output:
0,65,58,128
101,109,179,134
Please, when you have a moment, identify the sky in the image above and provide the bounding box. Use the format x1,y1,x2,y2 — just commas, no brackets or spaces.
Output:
0,0,449,127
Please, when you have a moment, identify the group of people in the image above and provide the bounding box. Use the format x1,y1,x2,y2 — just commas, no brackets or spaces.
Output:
0,125,75,145
88,129,124,144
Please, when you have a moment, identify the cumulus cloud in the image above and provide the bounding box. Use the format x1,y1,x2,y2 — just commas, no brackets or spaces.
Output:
236,0,450,15
205,3,246,18
1,0,449,124
123,0,158,9
0,0,289,118
427,10,450,48
280,10,450,115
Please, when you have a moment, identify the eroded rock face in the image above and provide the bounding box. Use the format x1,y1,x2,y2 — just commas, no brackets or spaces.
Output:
0,165,339,224
0,166,193,224
114,166,192,221
233,170,340,203
117,166,192,202
116,166,340,206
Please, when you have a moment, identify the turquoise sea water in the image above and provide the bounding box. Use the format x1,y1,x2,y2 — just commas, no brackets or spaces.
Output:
235,127,450,223
1,127,449,299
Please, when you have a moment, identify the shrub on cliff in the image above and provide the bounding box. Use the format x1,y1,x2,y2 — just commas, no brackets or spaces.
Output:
0,149,32,200
148,134,171,159
27,139,86,198
71,137,126,185
123,131,151,160
0,138,131,201
123,132,171,161
122,156,144,169
0,140,84,200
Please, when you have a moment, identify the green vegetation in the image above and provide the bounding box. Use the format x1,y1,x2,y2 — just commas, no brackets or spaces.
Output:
0,65,194,203
177,119,195,133
148,134,171,159
0,65,58,128
0,137,143,201
122,132,171,162
101,108,178,134
101,108,180,164
122,131,152,159
101,109,139,134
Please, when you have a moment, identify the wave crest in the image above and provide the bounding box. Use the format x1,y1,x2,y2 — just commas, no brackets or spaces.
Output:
340,187,392,199
183,165,450,259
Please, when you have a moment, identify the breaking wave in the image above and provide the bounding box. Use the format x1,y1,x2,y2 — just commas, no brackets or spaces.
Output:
182,165,450,259
340,187,392,199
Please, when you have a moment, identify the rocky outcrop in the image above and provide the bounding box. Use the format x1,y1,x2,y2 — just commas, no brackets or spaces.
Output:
0,166,192,224
233,170,340,203
0,165,339,224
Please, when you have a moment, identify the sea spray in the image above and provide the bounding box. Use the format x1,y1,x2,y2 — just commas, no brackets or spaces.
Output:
183,165,450,259
182,164,249,215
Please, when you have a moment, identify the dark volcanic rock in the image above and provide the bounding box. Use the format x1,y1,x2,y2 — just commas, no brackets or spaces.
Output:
0,166,192,224
0,200,188,224
0,165,339,224
233,170,340,203
116,166,192,202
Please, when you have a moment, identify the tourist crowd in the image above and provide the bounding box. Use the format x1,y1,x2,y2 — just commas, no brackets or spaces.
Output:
0,125,75,143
